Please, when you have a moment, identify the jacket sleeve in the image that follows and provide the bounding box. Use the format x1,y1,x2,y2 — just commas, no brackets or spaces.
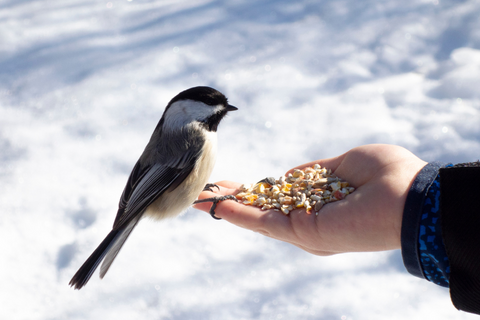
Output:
401,160,480,315
440,163,480,314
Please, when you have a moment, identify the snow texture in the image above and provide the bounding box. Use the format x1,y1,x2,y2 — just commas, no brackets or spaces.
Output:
1,0,480,319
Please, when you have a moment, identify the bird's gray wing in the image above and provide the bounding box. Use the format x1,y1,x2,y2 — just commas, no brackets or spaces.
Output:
114,160,148,226
112,147,201,230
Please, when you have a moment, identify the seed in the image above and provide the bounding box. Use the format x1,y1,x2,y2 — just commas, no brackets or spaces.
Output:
313,178,328,188
315,201,324,212
255,197,267,206
333,190,346,200
330,181,342,191
245,194,258,203
305,167,316,174
292,169,304,178
256,183,266,193
235,164,354,215
281,196,293,205
235,192,248,199
239,184,252,192
287,176,297,183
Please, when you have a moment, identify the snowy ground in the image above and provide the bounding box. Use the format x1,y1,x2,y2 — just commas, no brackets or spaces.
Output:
1,0,480,319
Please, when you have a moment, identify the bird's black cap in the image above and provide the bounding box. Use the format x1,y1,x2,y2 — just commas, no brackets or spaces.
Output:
168,86,229,108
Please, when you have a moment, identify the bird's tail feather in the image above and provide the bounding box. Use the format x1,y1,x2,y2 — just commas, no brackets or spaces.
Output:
100,216,141,278
69,215,141,290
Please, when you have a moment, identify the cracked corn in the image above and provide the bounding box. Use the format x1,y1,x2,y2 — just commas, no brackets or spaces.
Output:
235,164,355,216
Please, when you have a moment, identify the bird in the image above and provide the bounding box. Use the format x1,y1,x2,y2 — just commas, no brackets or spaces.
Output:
69,86,238,289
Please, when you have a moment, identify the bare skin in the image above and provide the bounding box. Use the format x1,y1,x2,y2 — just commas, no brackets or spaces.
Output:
194,144,427,256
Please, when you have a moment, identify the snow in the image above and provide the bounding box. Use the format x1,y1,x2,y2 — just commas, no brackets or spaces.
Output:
1,0,480,319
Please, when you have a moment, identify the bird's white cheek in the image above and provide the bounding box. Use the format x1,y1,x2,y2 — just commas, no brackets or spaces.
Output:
144,132,217,220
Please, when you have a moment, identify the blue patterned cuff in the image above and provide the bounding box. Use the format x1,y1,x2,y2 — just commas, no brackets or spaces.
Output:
401,161,446,280
418,170,451,287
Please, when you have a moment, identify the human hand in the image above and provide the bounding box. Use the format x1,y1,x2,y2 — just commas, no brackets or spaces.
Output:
194,144,427,256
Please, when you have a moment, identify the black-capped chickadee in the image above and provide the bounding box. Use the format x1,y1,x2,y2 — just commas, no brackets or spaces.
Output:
69,86,238,289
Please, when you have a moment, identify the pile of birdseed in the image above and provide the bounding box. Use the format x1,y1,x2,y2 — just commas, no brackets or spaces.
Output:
235,164,355,216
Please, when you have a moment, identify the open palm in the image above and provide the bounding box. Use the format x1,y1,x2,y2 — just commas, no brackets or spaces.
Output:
194,144,427,255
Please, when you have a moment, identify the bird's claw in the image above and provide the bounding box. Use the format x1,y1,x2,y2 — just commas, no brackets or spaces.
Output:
203,183,220,192
193,195,238,220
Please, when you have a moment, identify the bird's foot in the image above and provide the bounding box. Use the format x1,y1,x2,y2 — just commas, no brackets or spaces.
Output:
193,195,238,220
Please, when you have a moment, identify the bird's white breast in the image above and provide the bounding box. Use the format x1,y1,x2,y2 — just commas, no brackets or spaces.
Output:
143,130,217,220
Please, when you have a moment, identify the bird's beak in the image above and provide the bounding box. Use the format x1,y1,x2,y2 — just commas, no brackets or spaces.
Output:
226,105,238,112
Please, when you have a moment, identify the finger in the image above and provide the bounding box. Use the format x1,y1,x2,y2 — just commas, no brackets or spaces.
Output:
195,189,301,243
220,201,296,239
195,181,241,200
292,243,335,256
210,180,243,191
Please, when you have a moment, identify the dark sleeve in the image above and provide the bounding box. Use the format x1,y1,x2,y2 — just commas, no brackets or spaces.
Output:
440,163,480,315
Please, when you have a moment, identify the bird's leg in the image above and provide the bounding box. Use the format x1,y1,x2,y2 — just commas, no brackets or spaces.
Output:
193,195,238,220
